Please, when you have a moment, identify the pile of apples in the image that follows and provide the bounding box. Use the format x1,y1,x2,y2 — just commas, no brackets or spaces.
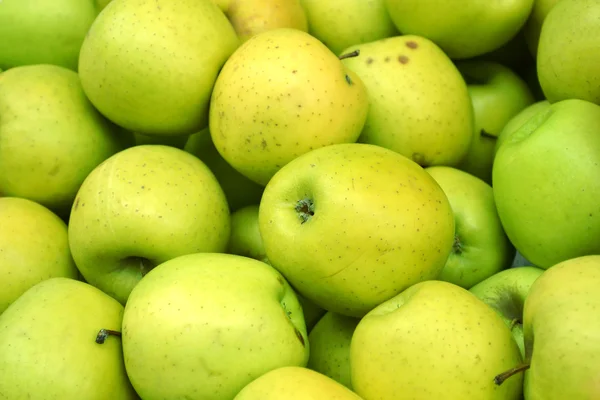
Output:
1,0,599,399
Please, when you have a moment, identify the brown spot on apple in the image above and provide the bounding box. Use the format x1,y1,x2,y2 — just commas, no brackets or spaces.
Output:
366,57,374,65
73,197,80,211
398,55,409,64
412,152,426,165
406,41,418,49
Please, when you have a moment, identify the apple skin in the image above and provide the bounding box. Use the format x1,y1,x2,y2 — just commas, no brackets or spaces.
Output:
209,28,368,186
0,277,137,399
425,166,515,289
300,0,399,55
0,0,98,71
536,0,600,104
122,253,309,400
350,280,523,400
521,255,600,400
78,0,239,136
233,366,363,400
341,35,474,168
494,100,551,157
385,0,534,59
0,197,79,314
523,0,561,57
492,99,600,268
0,64,131,218
469,266,545,359
259,143,455,318
68,145,231,305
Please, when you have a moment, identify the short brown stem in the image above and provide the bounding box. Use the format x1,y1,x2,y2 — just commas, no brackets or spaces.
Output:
339,50,360,60
494,362,531,386
96,328,122,344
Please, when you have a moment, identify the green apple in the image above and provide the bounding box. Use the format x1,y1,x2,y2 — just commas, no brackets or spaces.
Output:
425,166,515,289
523,0,562,57
0,0,98,71
134,132,189,150
259,143,455,317
0,277,137,399
68,145,231,305
341,35,474,168
78,0,239,136
300,0,399,55
307,311,359,389
469,266,545,358
185,129,264,212
0,64,130,218
494,255,600,399
233,366,363,400
494,100,551,156
455,61,535,183
537,0,600,104
351,280,523,399
122,253,309,400
0,197,79,314
385,0,535,59
492,99,600,268
209,28,369,186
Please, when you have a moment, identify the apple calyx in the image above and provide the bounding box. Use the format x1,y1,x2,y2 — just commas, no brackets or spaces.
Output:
295,198,315,224
494,361,531,386
452,235,463,255
95,328,122,344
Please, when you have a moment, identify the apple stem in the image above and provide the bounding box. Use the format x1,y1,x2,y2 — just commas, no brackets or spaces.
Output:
339,50,360,60
95,328,122,344
509,318,521,330
494,362,531,386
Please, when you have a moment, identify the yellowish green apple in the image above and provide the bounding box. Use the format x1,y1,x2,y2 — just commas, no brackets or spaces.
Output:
341,35,474,167
492,99,600,268
494,100,550,157
351,280,523,400
0,277,137,399
523,0,562,57
68,145,231,305
122,253,309,400
259,143,455,317
0,64,131,217
209,28,369,186
425,166,515,289
78,0,239,136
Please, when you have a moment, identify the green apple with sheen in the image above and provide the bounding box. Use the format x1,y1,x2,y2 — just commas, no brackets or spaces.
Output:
492,99,600,268
425,166,515,289
68,145,231,305
0,0,98,71
0,64,130,217
494,100,550,156
307,311,360,389
79,0,239,136
234,366,363,400
523,0,561,57
300,0,399,55
0,277,137,399
537,0,600,104
259,143,455,317
185,129,264,212
455,61,535,183
494,255,600,399
122,253,309,400
351,280,523,400
469,266,545,358
0,197,79,314
341,35,474,167
385,0,534,59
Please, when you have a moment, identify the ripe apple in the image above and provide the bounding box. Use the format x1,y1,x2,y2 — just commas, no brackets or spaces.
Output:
78,0,239,136
233,366,363,400
300,0,399,55
341,35,474,167
523,0,561,57
385,0,535,59
494,255,600,399
351,280,523,400
537,0,600,104
185,128,264,212
122,253,309,400
0,0,98,71
469,266,545,358
494,100,551,157
259,143,455,317
68,145,231,305
209,28,368,186
307,311,360,389
492,99,600,268
0,277,137,399
0,197,79,314
0,64,130,218
425,166,515,289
